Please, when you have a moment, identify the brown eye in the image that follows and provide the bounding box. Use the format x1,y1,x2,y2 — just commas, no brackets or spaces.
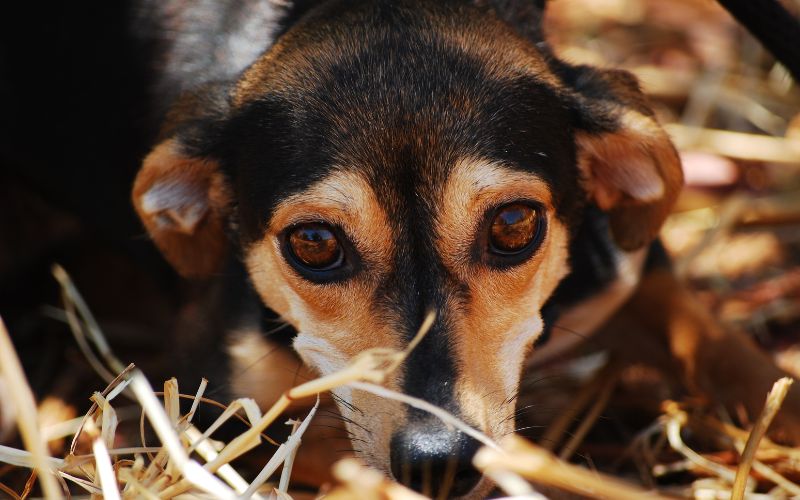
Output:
489,203,541,255
288,223,343,270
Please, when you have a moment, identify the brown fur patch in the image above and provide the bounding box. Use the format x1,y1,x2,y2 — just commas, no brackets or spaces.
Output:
243,169,404,470
596,268,800,443
132,139,231,278
435,159,570,437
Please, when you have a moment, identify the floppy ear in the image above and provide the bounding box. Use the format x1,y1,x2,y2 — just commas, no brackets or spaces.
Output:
132,138,231,278
566,67,684,250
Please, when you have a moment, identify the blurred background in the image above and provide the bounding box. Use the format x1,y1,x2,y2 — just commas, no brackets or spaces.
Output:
546,0,800,365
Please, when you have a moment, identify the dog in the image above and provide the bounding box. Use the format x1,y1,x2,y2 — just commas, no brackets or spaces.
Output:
126,0,800,497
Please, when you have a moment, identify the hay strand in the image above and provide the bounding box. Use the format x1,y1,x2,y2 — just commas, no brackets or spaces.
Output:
128,371,237,499
731,377,794,500
474,435,669,500
0,316,64,499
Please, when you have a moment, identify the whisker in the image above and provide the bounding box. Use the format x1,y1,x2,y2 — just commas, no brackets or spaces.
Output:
506,405,570,422
319,435,370,445
481,388,505,400
262,321,293,336
330,392,363,416
551,323,589,340
316,409,352,422
502,391,520,406
520,373,566,388
511,425,546,434
308,422,356,435
290,356,312,386
318,409,373,435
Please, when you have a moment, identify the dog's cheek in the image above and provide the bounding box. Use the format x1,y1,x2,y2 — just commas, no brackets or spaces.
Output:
454,217,571,436
245,241,408,465
244,239,298,323
293,334,350,378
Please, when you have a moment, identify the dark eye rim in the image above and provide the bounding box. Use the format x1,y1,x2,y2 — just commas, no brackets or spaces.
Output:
480,200,547,268
279,221,360,283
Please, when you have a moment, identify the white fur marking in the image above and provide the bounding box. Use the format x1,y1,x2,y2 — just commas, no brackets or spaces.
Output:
499,316,544,396
293,333,353,405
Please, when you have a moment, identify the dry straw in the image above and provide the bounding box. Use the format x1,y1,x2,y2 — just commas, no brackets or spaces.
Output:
1,265,799,499
731,378,794,500
0,316,64,499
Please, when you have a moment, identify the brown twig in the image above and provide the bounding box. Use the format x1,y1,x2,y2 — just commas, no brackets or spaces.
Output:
731,377,794,500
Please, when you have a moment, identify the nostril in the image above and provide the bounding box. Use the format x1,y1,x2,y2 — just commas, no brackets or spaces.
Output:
449,435,482,496
390,427,483,497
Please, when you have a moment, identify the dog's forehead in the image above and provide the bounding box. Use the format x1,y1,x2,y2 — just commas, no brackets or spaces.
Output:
233,0,560,106
224,0,579,242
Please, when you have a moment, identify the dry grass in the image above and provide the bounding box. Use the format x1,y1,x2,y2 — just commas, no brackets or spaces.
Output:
0,266,799,499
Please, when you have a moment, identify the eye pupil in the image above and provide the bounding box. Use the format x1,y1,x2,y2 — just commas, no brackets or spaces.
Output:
489,203,540,254
288,224,343,269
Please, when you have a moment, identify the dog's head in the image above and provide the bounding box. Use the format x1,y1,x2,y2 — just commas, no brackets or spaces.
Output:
133,0,682,496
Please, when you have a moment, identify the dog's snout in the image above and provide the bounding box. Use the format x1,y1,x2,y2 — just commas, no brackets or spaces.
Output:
390,426,482,497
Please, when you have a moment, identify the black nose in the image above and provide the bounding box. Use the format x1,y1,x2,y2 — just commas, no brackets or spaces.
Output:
390,425,482,497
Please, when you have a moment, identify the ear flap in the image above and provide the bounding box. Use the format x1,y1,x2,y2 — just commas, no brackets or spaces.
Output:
132,139,231,278
567,67,684,250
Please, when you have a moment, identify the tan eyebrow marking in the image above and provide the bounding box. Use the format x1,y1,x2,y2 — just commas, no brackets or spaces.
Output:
463,159,553,201
265,170,394,274
436,158,554,272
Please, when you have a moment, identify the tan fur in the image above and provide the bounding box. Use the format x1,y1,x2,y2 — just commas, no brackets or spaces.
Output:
244,170,404,471
132,139,231,278
435,159,570,438
576,109,684,251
